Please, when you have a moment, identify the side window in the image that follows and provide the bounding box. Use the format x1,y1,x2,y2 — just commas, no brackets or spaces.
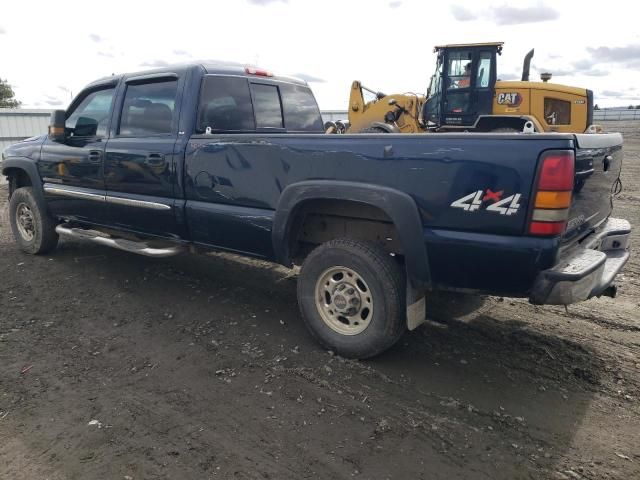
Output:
251,84,283,129
280,84,323,132
197,76,255,132
119,80,178,136
544,98,572,125
428,61,443,97
476,52,492,88
447,50,472,90
65,87,115,137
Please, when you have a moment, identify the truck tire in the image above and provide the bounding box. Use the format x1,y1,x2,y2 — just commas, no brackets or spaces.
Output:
9,187,59,254
297,238,406,358
359,126,388,133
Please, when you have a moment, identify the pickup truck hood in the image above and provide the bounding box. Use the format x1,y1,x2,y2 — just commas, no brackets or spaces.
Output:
2,135,46,164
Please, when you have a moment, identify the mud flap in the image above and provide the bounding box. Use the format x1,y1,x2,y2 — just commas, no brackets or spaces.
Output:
406,279,426,330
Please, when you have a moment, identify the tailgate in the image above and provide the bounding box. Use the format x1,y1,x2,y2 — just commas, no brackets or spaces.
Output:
563,133,623,244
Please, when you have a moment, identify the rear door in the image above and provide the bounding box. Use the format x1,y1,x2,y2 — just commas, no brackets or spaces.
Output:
104,72,185,238
40,83,117,224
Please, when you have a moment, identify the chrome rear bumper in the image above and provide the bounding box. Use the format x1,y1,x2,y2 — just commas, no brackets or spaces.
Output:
530,218,631,305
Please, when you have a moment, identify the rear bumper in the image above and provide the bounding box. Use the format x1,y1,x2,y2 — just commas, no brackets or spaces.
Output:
529,217,631,305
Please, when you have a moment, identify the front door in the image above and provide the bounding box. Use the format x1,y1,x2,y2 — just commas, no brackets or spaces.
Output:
104,75,184,238
441,49,474,127
39,85,117,224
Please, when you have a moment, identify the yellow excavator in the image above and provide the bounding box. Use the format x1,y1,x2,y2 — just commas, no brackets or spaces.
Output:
341,42,596,134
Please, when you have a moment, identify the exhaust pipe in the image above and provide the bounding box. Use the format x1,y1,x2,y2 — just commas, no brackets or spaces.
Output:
521,48,535,81
55,225,185,258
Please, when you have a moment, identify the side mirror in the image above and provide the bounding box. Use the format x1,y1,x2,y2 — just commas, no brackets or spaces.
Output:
48,110,66,143
388,98,397,106
74,116,98,137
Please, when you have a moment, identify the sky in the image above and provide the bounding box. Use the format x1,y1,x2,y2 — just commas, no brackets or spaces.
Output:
1,0,639,110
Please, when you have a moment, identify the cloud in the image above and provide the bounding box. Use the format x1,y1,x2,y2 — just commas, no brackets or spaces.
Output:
58,85,71,93
43,95,64,106
98,51,115,58
293,73,326,83
247,0,286,5
489,3,559,25
498,73,521,81
601,90,624,97
586,44,640,68
0,26,5,34
173,49,191,57
89,33,103,43
140,59,170,68
389,1,402,8
450,5,477,21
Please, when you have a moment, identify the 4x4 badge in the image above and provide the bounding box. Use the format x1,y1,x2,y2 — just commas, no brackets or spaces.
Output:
451,190,522,215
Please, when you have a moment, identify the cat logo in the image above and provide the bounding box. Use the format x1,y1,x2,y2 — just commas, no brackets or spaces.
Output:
496,92,523,107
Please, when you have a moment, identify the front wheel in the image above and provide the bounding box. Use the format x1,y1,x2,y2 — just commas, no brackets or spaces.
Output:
297,239,406,358
9,187,59,254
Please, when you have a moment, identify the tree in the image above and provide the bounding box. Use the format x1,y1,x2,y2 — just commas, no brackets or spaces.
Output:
628,105,635,109
636,105,640,109
0,78,21,108
594,104,600,110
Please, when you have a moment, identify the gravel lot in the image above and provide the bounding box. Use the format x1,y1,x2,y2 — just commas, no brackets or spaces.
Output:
1,124,639,479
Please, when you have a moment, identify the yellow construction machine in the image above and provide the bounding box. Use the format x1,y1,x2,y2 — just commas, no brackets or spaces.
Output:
344,42,595,134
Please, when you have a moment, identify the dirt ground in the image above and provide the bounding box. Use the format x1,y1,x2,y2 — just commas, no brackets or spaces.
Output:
1,125,639,480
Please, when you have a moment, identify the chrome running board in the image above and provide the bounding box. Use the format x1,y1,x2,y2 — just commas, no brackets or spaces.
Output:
55,225,185,258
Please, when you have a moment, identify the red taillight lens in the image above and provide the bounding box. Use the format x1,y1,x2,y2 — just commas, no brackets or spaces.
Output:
529,221,566,236
529,150,574,237
538,152,575,191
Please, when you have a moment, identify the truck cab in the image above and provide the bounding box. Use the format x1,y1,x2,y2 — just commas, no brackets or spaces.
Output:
423,42,593,133
424,42,501,129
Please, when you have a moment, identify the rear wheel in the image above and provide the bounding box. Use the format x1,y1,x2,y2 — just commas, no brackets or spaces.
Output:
359,126,388,133
297,238,406,358
9,187,58,254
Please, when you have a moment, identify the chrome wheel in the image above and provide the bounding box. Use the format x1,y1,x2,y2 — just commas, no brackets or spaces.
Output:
15,202,36,241
315,266,374,335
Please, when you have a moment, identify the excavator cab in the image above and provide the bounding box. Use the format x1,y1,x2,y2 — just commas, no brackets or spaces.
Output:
424,43,502,129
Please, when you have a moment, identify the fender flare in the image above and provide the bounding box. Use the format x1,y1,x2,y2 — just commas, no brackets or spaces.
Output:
1,157,45,205
272,180,431,289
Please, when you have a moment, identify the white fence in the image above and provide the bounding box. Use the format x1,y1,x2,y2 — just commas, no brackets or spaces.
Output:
593,109,640,121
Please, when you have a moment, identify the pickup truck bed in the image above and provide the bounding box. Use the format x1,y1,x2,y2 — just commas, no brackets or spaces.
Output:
2,62,631,358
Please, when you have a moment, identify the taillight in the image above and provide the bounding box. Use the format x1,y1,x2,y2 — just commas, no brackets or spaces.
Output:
529,150,575,236
245,67,273,77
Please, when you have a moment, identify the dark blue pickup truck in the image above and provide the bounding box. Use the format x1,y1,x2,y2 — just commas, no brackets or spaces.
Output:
2,63,631,358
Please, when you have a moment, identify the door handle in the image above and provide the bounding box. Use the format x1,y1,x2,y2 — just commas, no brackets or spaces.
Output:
88,150,102,163
145,153,165,167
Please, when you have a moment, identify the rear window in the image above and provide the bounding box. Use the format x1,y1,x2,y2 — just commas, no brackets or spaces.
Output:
197,75,322,133
252,84,283,129
280,84,323,132
198,76,255,132
544,98,571,125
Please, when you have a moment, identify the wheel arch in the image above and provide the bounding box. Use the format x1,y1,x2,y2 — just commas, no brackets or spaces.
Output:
2,157,44,203
273,180,431,289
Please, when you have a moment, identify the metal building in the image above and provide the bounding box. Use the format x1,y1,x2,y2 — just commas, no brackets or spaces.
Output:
0,109,51,152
